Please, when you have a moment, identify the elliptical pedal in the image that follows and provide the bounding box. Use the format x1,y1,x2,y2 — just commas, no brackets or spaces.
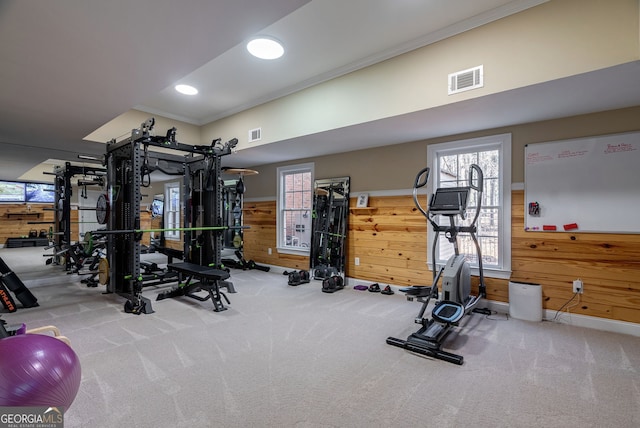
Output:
431,301,465,325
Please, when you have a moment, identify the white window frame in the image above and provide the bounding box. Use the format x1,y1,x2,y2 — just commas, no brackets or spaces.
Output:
164,182,181,241
276,162,314,255
426,134,511,279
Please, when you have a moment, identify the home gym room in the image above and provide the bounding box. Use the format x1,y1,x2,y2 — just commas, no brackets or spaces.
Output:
1,1,640,427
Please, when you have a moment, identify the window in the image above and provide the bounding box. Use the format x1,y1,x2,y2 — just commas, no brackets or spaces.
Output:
426,134,511,277
277,163,313,254
164,182,181,240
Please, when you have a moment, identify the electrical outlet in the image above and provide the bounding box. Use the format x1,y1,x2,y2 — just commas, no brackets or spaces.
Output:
268,248,272,255
355,257,360,266
573,279,584,294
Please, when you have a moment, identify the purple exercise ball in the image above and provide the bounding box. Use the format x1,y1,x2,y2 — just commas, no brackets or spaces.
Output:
0,334,81,411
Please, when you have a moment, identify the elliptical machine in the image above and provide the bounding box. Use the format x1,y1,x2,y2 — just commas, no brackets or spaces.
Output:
386,164,486,365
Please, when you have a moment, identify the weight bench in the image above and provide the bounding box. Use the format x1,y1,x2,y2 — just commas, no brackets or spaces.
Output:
158,262,232,312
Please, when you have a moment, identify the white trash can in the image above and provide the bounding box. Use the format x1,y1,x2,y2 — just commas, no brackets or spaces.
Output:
509,281,543,322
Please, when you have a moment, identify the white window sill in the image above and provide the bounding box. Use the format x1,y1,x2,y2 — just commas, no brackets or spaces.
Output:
473,267,512,280
431,264,512,280
277,246,310,257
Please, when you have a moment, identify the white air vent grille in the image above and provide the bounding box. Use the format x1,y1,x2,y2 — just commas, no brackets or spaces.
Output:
248,127,262,142
448,65,483,95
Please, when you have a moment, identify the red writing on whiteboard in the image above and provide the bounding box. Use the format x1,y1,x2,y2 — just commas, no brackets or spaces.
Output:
557,149,588,158
526,152,553,164
604,143,636,154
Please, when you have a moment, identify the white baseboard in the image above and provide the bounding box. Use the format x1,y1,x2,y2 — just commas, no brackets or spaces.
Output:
262,271,640,338
488,299,640,337
343,277,640,338
541,308,640,337
439,296,640,337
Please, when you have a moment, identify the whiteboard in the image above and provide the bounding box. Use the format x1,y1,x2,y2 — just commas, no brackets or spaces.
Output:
524,131,640,233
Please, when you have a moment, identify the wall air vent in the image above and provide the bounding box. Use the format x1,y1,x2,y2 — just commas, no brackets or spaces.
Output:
448,65,483,95
248,127,262,142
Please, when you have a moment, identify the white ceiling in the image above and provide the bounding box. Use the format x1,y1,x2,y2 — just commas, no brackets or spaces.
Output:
136,0,541,126
1,0,640,180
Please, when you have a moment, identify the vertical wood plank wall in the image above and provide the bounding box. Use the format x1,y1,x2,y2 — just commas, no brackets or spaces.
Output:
243,202,309,270
242,193,640,324
511,190,640,324
0,204,153,247
0,204,57,243
3,193,639,324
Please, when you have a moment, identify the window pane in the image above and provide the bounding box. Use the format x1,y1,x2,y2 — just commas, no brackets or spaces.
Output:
302,191,312,209
479,208,499,236
483,177,500,208
165,184,181,240
278,166,313,251
458,152,477,184
478,150,499,179
440,154,457,178
282,210,310,248
479,236,499,266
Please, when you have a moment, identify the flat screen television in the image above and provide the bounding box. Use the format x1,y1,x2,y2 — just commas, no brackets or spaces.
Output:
0,181,26,202
25,182,56,203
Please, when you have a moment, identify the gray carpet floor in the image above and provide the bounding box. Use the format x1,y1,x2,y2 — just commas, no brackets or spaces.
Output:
1,247,639,428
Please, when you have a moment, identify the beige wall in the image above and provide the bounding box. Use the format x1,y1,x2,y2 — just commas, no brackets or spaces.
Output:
85,109,202,146
242,106,640,197
203,0,640,150
77,0,640,198
86,0,640,172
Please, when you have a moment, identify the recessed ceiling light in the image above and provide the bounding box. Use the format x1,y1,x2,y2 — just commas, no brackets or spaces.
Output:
246,37,284,60
175,84,198,95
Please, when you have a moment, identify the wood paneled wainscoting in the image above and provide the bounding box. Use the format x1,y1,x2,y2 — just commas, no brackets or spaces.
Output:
347,195,506,302
348,196,429,285
1,204,57,246
242,193,640,325
242,201,309,270
0,205,157,248
511,190,640,324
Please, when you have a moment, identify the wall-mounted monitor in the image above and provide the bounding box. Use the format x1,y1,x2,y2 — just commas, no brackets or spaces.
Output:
0,181,26,202
25,182,56,203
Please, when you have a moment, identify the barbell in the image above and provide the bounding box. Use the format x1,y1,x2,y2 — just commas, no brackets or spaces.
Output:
83,225,246,251
87,226,236,236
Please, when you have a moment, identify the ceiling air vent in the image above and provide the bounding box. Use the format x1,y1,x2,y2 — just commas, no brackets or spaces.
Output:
248,127,262,143
448,65,483,95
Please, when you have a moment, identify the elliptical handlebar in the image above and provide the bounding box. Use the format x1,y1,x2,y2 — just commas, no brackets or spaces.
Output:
414,167,430,189
469,164,484,192
412,167,430,218
469,164,484,228
468,164,486,297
